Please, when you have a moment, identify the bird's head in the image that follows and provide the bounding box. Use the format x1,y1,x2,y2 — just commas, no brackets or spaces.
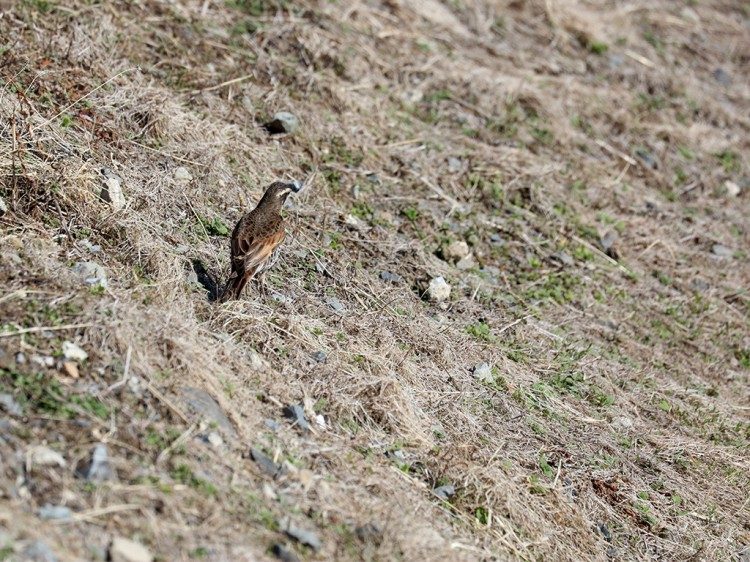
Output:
261,180,303,207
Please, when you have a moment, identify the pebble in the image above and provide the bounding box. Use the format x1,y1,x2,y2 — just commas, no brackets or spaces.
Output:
73,261,108,290
472,363,494,384
551,251,574,266
173,167,192,183
182,387,238,439
611,416,633,431
207,432,224,449
79,239,102,254
31,446,67,468
690,278,709,292
100,168,125,210
0,196,7,216
265,418,281,431
433,485,455,500
311,351,327,364
380,271,404,284
31,355,55,368
22,540,58,562
325,296,346,313
109,537,153,562
15,352,26,364
711,244,734,257
447,157,462,173
280,518,322,551
427,276,451,303
365,172,380,184
271,293,290,304
82,443,117,482
250,448,280,477
456,254,475,270
0,393,23,416
264,112,300,135
442,240,470,262
725,180,741,197
712,67,731,86
271,543,300,562
62,341,88,362
37,504,72,521
284,404,310,432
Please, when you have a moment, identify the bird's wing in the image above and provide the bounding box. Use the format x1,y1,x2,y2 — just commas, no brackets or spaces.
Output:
232,214,286,273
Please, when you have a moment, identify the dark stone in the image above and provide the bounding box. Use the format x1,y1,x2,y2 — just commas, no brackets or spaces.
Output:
712,67,731,86
433,485,455,500
283,404,310,432
250,448,280,477
182,387,237,439
271,543,300,562
380,271,404,284
280,518,322,551
263,112,299,135
311,351,327,364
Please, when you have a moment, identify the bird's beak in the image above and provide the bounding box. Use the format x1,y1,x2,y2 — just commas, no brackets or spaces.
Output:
289,180,303,193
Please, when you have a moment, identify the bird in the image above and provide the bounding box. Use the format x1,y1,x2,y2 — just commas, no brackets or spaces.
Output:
219,180,302,302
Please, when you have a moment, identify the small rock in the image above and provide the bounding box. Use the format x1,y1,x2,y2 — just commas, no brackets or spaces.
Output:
597,523,612,542
351,185,361,199
15,352,26,364
271,293,289,304
380,271,404,284
344,214,365,229
447,157,462,172
636,149,657,169
280,518,322,551
472,363,494,384
109,537,153,562
0,393,22,416
100,168,125,210
690,278,709,292
426,276,451,303
31,355,55,368
62,341,88,362
711,244,734,257
265,419,281,431
442,240,470,263
173,244,190,255
31,446,67,468
314,414,326,429
325,296,346,313
712,67,731,86
355,523,383,544
725,180,741,197
298,468,314,490
37,504,72,521
271,543,300,562
264,112,300,135
599,232,619,259
311,351,327,364
73,261,108,290
207,432,224,448
250,448,280,477
611,416,633,431
433,485,455,500
283,404,310,432
23,540,58,562
456,254,475,270
489,233,504,244
365,172,380,184
79,239,102,254
173,167,192,183
249,351,269,372
550,251,574,266
182,387,238,439
0,196,7,217
82,443,117,482
185,268,199,287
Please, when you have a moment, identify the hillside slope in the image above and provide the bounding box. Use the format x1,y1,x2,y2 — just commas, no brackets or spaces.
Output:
1,1,749,561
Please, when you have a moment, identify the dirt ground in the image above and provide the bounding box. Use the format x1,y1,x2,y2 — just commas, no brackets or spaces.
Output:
1,0,749,560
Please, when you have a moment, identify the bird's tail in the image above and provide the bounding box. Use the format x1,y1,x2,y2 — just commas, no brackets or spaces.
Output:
219,273,246,303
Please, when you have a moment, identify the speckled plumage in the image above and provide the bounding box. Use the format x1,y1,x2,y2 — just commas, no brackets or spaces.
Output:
219,181,300,302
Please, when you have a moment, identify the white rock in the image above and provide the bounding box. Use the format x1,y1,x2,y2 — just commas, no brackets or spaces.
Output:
0,196,7,216
472,363,494,383
100,169,125,210
109,537,153,562
427,276,451,303
443,240,469,262
315,414,326,429
62,341,88,362
725,180,741,197
173,167,192,182
31,446,67,468
207,432,224,449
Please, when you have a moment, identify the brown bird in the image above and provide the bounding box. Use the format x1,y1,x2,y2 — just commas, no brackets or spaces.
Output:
219,180,302,302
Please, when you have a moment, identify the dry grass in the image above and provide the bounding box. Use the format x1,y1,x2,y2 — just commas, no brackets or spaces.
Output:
1,0,749,560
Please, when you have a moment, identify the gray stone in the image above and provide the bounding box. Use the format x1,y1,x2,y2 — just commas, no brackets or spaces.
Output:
712,67,731,86
711,244,734,257
62,341,88,362
690,278,709,292
83,443,117,482
311,351,327,363
73,261,108,290
250,448,280,477
427,276,451,303
23,540,58,562
100,168,125,210
182,387,237,439
173,167,192,183
280,518,322,551
271,293,290,304
433,485,455,500
265,419,281,431
455,254,475,270
185,268,199,286
31,355,55,368
551,251,574,266
611,416,633,431
442,240,470,262
109,537,153,562
0,196,7,217
264,112,300,135
79,239,102,254
283,404,310,432
325,296,345,313
37,504,72,521
15,352,26,364
380,271,404,284
447,157,462,172
636,149,657,169
472,363,494,384
0,393,22,416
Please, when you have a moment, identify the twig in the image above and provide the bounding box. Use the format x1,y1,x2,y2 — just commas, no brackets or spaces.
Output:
190,73,255,95
595,139,638,166
62,504,143,523
496,315,530,336
125,138,209,168
0,323,93,338
156,423,197,465
624,49,656,68
571,235,634,277
145,381,190,424
107,345,132,393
